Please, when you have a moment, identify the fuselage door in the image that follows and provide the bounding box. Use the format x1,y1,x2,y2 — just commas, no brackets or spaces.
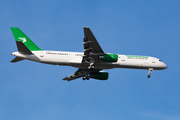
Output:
40,51,44,57
121,56,125,61
152,58,156,63
69,53,72,58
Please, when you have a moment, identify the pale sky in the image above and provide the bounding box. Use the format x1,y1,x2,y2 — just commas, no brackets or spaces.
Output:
1,0,180,120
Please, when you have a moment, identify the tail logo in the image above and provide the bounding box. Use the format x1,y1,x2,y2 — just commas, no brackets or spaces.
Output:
18,37,27,43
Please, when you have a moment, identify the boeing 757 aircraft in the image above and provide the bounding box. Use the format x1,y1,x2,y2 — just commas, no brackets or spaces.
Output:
11,27,167,81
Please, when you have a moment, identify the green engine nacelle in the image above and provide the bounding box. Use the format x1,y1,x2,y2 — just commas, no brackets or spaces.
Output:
98,54,118,62
90,71,109,80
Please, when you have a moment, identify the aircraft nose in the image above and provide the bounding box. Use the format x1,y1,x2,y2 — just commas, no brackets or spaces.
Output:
162,62,168,69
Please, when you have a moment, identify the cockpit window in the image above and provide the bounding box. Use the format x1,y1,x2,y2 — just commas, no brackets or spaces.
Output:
159,60,162,62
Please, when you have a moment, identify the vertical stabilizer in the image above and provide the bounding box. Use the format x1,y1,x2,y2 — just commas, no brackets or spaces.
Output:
11,27,41,51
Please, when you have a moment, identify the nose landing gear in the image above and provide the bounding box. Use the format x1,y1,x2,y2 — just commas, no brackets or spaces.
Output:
147,68,153,78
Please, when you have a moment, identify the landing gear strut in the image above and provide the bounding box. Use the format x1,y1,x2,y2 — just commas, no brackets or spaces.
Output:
83,59,95,80
82,71,90,80
147,68,153,78
87,59,95,70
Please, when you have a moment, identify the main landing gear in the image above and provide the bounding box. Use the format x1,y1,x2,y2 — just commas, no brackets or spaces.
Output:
82,76,90,80
147,68,153,78
83,59,95,80
88,66,94,70
82,70,90,80
87,59,95,70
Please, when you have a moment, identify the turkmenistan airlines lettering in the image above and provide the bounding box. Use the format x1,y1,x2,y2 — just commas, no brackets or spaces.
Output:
126,55,149,58
10,27,167,81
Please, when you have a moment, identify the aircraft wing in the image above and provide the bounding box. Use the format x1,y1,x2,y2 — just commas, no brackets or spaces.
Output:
62,69,85,81
83,27,104,54
82,27,105,63
63,27,104,81
62,68,101,81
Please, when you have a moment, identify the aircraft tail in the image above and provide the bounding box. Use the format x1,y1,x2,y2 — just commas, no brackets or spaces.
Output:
11,27,42,62
11,27,42,52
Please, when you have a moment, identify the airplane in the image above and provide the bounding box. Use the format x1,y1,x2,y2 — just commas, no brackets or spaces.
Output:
10,27,167,81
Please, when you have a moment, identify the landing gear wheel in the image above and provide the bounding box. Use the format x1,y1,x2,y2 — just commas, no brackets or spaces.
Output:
147,68,153,78
87,66,94,71
82,76,90,80
86,76,90,80
82,77,86,80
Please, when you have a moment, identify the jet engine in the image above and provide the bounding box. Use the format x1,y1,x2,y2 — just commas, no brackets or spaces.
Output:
90,71,109,80
98,54,118,62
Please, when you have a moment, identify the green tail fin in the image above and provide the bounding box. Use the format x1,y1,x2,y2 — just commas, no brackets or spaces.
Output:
11,27,41,51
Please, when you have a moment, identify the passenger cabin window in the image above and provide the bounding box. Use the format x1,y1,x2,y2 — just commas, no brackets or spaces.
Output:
75,54,82,56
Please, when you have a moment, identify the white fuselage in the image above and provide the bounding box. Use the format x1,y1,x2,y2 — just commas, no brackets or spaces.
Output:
11,51,167,70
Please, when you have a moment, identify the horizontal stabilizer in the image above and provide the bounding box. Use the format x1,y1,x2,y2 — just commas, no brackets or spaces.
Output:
11,57,24,63
16,41,33,55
